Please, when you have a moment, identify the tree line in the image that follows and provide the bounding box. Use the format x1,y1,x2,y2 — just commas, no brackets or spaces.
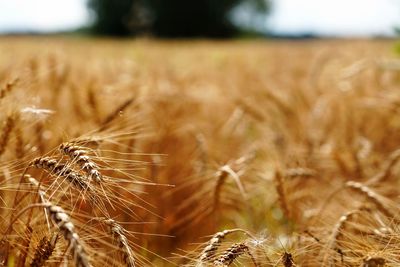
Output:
88,0,271,37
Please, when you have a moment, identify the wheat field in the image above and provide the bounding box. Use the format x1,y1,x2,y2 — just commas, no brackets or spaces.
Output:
0,37,399,266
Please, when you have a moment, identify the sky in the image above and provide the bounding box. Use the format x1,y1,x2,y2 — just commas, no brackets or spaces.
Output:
268,0,400,36
0,0,400,36
0,0,90,32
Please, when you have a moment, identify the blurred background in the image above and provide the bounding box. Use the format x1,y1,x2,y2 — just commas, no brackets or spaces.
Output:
0,0,400,38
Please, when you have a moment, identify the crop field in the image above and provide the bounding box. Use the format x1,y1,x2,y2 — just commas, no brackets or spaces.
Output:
0,37,398,266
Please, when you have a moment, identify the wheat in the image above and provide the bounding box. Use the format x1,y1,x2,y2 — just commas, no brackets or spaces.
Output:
102,218,136,267
198,229,253,264
213,164,247,211
46,204,91,267
59,142,102,183
2,37,400,267
285,168,316,178
0,77,18,100
0,114,16,157
331,209,362,253
282,252,295,267
31,157,92,192
100,97,135,130
87,84,100,124
367,149,400,184
213,243,257,267
362,256,385,267
213,167,230,211
30,234,58,267
345,181,394,218
14,124,24,158
275,170,291,220
26,175,90,267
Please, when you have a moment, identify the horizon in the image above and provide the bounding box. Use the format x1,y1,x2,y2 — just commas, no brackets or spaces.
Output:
0,0,399,37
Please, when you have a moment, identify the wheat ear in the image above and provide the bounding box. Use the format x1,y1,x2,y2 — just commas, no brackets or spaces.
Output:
0,114,16,157
100,97,135,130
14,123,24,158
275,170,291,220
103,218,136,267
59,142,102,183
213,164,247,211
47,205,91,267
198,229,253,264
367,149,400,184
30,234,58,267
0,77,19,99
27,176,91,267
282,252,296,267
331,209,362,253
87,85,100,124
285,168,316,178
31,157,92,192
345,181,394,218
362,256,385,267
213,243,257,267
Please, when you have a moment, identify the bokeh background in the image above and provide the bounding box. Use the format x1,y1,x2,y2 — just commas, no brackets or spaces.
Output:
1,0,400,38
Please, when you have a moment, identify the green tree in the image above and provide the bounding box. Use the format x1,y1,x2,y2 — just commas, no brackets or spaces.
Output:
88,0,271,37
145,0,238,37
88,0,149,36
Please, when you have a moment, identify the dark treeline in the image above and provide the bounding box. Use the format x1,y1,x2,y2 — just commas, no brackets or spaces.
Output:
88,0,271,37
